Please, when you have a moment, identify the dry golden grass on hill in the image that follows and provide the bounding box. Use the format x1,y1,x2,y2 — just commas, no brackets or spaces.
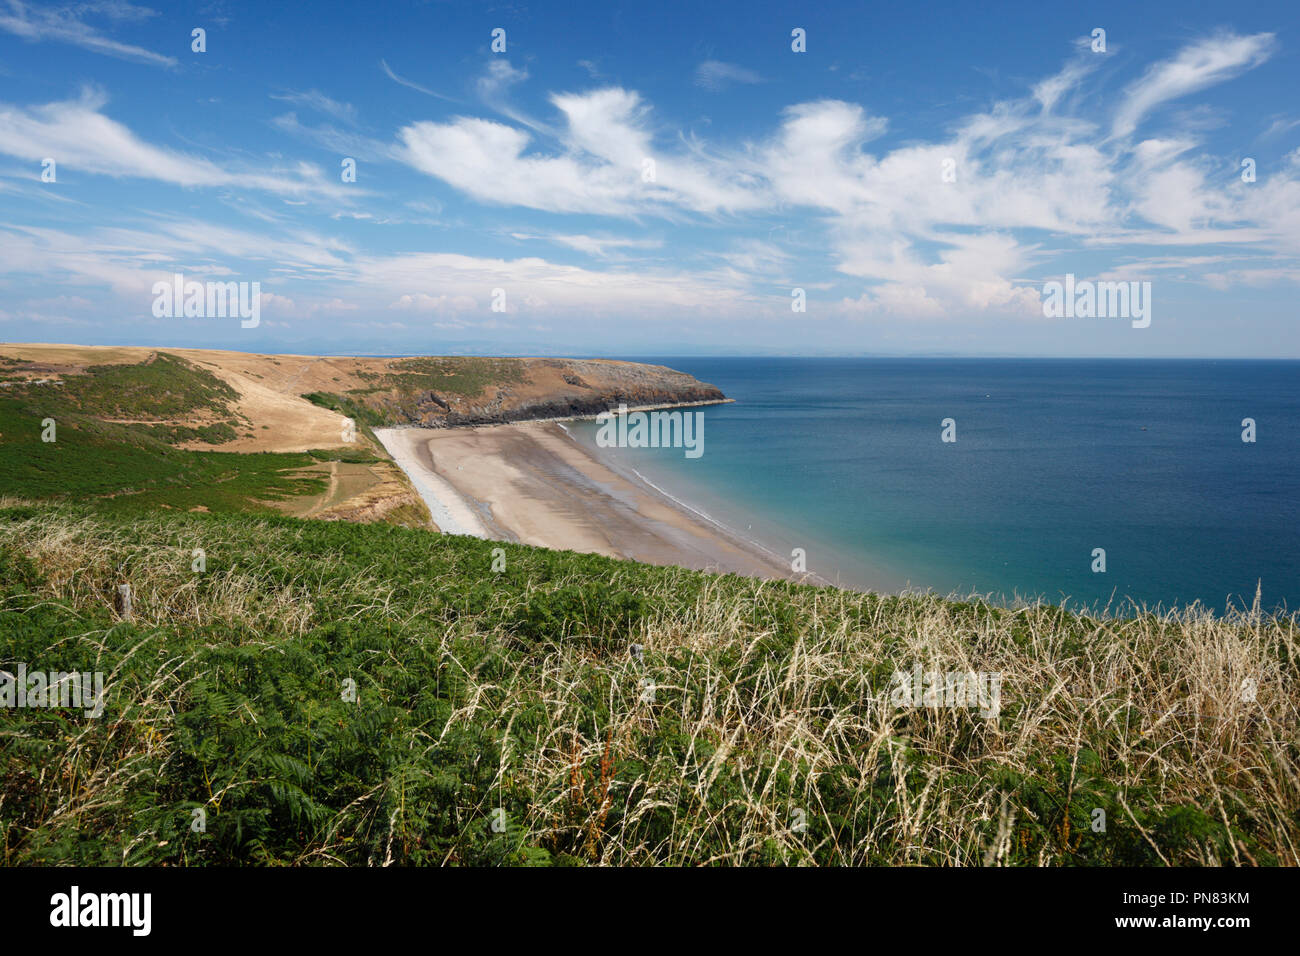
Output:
1,503,1296,866
1,344,364,454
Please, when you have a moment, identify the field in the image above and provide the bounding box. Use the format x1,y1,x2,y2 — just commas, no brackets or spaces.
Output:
2,502,1295,866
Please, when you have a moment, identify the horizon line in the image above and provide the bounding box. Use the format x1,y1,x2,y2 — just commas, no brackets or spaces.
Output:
4,341,1300,362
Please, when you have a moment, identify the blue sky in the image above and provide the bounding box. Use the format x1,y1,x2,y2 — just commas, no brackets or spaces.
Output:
1,0,1298,356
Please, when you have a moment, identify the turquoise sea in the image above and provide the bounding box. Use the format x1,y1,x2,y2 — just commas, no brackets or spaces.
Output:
566,358,1300,613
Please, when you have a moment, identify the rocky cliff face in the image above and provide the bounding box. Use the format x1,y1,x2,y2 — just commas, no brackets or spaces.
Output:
345,358,728,428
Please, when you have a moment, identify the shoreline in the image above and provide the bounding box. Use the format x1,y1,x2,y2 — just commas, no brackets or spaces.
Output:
419,397,736,429
373,427,488,537
552,421,808,575
373,418,816,584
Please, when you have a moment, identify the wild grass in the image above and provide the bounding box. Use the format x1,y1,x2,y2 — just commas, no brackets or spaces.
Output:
2,352,239,423
365,357,528,398
1,502,1296,866
0,399,326,513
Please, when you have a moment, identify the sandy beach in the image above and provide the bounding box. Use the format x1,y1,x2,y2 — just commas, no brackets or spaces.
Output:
374,421,801,581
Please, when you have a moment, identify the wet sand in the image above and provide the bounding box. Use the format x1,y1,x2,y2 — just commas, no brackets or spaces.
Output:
374,422,802,581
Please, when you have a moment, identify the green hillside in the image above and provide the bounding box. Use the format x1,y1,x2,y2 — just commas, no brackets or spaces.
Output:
2,503,1295,866
0,353,336,514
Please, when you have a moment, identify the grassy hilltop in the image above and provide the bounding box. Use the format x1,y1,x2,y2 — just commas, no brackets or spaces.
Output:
1,503,1296,866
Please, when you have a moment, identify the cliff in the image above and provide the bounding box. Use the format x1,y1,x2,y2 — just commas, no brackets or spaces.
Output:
317,356,728,428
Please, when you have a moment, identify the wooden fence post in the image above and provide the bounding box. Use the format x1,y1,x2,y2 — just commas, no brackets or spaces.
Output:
115,583,133,621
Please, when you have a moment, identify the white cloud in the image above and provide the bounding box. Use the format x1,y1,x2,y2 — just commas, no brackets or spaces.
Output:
0,89,352,199
694,60,762,91
1112,32,1276,138
512,232,664,258
398,86,765,216
270,90,358,124
478,59,529,99
0,217,771,329
745,33,1293,317
0,0,174,67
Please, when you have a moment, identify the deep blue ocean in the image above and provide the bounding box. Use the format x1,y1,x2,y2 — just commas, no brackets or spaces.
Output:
568,358,1299,613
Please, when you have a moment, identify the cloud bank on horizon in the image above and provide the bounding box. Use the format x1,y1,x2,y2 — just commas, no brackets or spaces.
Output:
0,0,1298,356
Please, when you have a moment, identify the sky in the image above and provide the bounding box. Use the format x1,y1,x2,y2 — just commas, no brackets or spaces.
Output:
1,0,1298,357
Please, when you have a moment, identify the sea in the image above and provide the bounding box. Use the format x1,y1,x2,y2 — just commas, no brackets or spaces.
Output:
565,358,1299,614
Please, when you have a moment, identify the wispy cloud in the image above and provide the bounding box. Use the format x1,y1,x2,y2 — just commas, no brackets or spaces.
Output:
0,88,351,199
511,232,664,258
270,111,399,164
1112,31,1276,138
0,0,175,67
694,60,762,91
379,58,457,102
270,90,357,125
